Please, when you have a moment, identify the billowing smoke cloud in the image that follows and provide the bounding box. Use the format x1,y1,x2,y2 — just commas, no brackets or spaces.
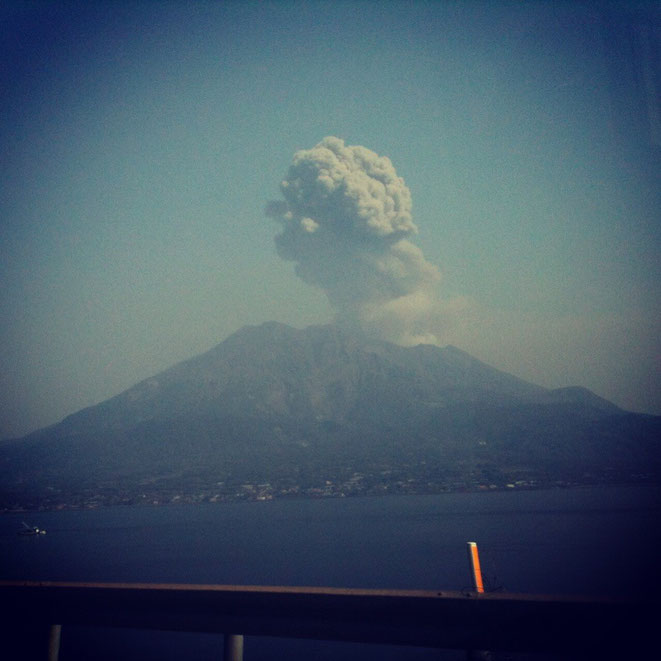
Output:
266,137,442,345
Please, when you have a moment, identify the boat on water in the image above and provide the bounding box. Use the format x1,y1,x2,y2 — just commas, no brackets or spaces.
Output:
18,522,46,536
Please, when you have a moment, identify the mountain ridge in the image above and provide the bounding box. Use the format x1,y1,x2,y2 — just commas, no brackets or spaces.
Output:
1,322,658,510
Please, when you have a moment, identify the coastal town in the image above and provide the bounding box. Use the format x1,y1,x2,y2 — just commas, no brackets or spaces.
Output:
2,463,650,513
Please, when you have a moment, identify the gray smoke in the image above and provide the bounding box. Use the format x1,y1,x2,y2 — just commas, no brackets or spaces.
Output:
266,137,441,345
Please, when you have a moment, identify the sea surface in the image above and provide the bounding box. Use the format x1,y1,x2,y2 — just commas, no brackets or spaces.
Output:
2,485,659,660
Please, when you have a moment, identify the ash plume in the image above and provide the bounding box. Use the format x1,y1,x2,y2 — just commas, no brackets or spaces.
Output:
266,137,441,345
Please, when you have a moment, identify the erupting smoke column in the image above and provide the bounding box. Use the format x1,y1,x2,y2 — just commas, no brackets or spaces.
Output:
266,137,441,345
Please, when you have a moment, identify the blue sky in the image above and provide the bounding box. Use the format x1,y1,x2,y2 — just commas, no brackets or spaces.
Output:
1,0,659,438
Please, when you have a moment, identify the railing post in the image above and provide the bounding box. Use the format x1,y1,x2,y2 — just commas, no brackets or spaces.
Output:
224,633,244,661
467,542,484,593
48,625,62,661
466,542,491,660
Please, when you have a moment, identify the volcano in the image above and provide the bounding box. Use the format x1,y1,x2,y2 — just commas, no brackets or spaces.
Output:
1,322,659,509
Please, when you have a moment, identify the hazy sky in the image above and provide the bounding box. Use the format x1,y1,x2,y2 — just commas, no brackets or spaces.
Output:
1,0,659,439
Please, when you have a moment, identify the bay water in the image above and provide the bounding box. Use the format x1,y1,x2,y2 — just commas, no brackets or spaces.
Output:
2,485,659,659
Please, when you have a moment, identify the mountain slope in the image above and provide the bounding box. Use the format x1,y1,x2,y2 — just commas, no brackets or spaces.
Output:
1,322,659,509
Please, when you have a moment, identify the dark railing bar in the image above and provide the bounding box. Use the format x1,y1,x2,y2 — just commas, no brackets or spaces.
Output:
0,580,653,659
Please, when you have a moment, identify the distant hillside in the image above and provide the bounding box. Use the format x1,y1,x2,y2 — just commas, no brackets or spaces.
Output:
1,322,659,510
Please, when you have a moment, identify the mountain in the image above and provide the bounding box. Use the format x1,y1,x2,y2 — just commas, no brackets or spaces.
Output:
1,322,659,509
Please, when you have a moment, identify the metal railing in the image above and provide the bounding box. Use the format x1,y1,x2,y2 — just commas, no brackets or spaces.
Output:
0,580,653,660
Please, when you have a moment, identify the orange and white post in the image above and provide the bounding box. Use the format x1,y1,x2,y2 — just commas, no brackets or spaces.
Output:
467,541,485,593
466,542,492,660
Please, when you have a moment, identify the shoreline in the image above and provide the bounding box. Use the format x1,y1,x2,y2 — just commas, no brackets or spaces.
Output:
3,476,659,514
